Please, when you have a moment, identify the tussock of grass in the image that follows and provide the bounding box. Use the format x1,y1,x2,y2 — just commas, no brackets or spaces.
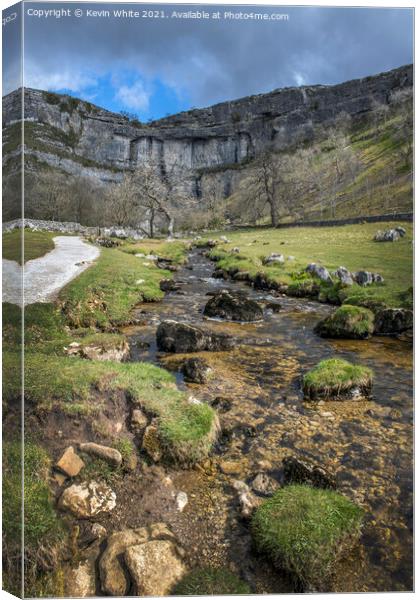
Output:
60,247,169,329
252,485,364,588
315,305,375,339
303,358,373,401
173,567,251,595
4,352,218,465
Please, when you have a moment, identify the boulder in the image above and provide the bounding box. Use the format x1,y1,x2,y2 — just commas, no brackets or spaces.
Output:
263,253,285,265
156,320,234,353
250,472,280,497
160,278,180,292
66,560,97,597
374,308,413,335
99,523,182,596
181,357,212,384
305,263,333,284
232,480,262,519
212,268,228,279
124,540,186,596
334,266,354,286
58,481,116,518
374,228,403,242
314,305,375,339
79,443,122,468
283,456,336,489
203,290,263,322
353,271,384,286
176,491,188,512
55,446,85,478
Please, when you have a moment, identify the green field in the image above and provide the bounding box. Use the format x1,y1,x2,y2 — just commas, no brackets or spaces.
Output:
2,229,57,264
205,222,413,308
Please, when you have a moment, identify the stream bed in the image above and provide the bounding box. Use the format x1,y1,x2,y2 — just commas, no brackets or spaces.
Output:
124,248,413,593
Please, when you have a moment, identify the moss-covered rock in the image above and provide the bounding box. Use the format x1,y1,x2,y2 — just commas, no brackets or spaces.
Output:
172,567,251,595
251,485,363,588
303,358,373,401
314,305,375,339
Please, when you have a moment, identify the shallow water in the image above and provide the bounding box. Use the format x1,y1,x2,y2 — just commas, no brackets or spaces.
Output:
125,248,413,592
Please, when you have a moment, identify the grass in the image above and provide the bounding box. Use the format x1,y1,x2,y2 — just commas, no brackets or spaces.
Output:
173,568,251,595
3,440,65,597
121,239,188,265
252,485,364,588
4,352,218,466
59,246,170,329
302,358,373,401
314,305,375,339
3,229,57,264
205,222,412,309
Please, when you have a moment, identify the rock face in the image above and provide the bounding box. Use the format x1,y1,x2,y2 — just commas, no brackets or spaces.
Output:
3,64,412,219
374,308,413,334
156,320,234,353
99,523,184,596
203,290,263,322
58,481,116,518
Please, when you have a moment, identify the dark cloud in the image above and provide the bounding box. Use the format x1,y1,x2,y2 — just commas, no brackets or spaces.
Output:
5,2,413,112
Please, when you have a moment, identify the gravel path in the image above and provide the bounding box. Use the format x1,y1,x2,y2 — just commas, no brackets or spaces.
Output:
2,236,100,306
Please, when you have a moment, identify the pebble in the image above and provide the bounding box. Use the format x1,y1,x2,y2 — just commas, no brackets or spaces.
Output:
176,491,188,512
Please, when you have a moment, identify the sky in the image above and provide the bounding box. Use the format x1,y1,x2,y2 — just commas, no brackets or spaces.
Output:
2,2,414,121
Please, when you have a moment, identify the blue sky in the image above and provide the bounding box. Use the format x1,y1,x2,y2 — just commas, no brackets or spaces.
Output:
2,2,414,120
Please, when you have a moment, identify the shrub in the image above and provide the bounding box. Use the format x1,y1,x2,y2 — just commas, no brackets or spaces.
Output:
314,304,375,339
252,485,363,588
302,358,373,401
173,567,251,595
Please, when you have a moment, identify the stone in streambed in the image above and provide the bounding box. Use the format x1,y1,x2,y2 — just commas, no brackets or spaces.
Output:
181,357,212,383
374,308,413,335
124,540,186,596
283,456,336,489
203,289,263,322
99,523,182,596
156,320,234,353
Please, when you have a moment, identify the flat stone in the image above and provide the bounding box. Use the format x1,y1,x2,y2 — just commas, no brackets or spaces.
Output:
124,540,186,596
176,491,188,512
56,446,85,477
79,443,122,467
59,481,116,518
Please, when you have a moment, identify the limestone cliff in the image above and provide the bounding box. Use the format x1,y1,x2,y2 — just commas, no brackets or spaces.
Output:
2,64,413,212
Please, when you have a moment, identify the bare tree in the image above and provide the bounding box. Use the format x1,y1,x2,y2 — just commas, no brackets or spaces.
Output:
30,172,71,221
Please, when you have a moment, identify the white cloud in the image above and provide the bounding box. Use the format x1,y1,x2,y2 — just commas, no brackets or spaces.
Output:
24,62,97,92
293,72,306,87
115,80,150,112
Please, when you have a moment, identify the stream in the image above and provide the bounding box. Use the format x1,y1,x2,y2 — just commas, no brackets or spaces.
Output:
124,248,413,593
